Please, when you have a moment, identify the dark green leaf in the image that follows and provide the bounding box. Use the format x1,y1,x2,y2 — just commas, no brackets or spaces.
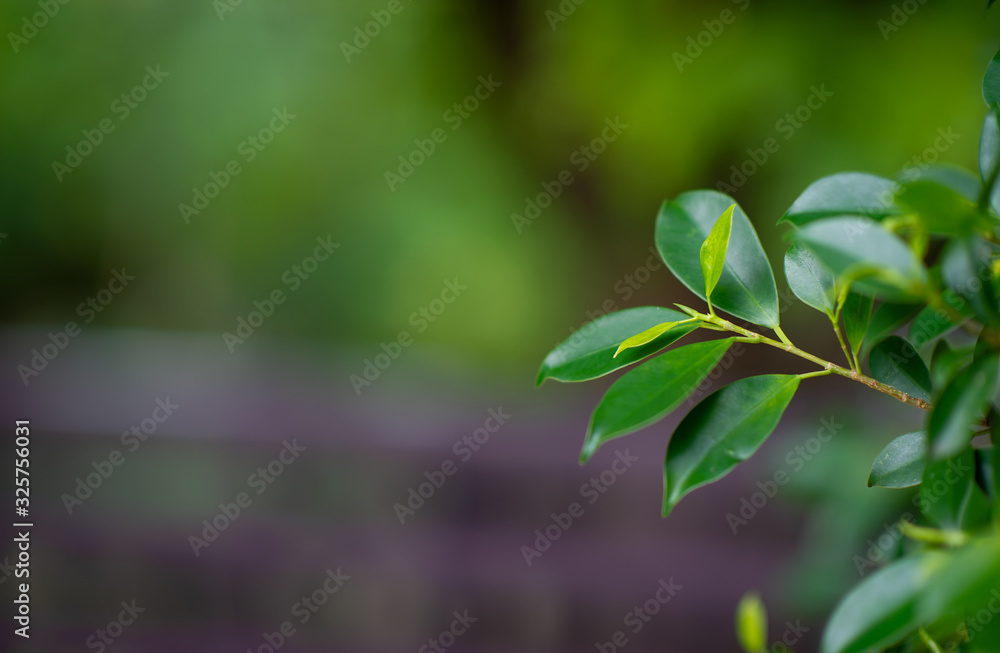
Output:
863,302,923,359
929,340,972,391
868,431,926,488
894,180,988,235
656,191,780,327
941,236,999,328
919,449,977,530
928,353,998,459
584,338,734,462
784,245,837,315
843,292,874,364
663,374,799,516
791,217,926,301
868,336,932,401
781,172,901,226
909,294,968,351
537,307,698,384
984,49,1000,107
975,446,995,500
897,163,982,204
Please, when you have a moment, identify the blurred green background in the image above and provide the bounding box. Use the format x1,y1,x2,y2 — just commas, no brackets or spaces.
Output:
3,1,1000,652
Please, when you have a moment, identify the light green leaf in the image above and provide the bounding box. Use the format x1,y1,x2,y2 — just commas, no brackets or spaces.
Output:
781,173,901,226
843,292,873,364
790,217,927,301
868,431,926,488
701,204,735,301
735,592,767,653
656,191,780,327
584,338,734,462
897,163,982,204
894,179,989,236
663,374,799,516
784,245,837,315
614,321,684,358
928,354,999,459
537,307,698,384
868,336,932,401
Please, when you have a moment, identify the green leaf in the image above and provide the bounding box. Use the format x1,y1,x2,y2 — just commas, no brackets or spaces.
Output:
894,179,988,235
863,302,923,359
898,163,982,204
790,217,927,301
584,338,734,462
781,172,901,226
975,446,995,500
663,374,799,516
929,340,972,391
735,592,767,653
614,321,685,358
656,191,780,327
701,204,735,301
928,354,999,459
784,245,837,315
868,336,932,401
980,109,1000,213
537,307,698,384
919,449,978,530
843,292,874,364
941,236,999,328
909,293,970,350
984,48,1000,107
868,431,927,488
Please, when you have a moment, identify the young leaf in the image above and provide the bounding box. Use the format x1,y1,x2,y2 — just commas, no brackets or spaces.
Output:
784,245,837,315
537,307,698,384
868,431,927,488
663,374,799,516
583,338,734,462
656,191,780,327
928,354,999,459
842,292,873,365
700,204,735,301
781,172,900,226
790,217,927,301
614,321,684,358
868,336,932,401
735,592,768,653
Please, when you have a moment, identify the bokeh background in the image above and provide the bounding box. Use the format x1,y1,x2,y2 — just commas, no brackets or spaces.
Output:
1,1,998,651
